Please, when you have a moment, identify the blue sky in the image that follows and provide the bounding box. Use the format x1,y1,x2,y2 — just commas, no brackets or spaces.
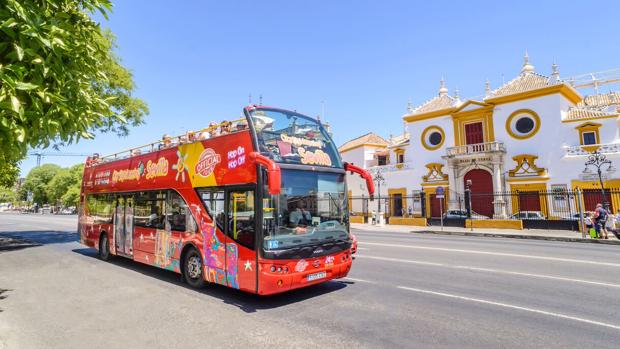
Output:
20,0,620,175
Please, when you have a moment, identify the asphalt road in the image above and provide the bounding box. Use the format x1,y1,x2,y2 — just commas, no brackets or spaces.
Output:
1,213,619,348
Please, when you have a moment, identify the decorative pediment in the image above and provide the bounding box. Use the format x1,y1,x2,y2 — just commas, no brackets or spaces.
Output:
422,163,449,182
453,100,491,113
508,154,547,178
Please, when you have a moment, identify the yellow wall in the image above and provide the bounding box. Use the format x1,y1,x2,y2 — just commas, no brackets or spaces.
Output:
465,219,523,230
388,188,407,217
389,217,427,226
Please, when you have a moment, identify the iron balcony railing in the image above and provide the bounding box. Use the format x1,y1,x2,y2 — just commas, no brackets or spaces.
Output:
564,143,620,157
445,141,506,156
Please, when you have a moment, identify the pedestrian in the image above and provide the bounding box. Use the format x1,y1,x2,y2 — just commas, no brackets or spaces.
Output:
408,206,413,217
593,203,609,239
585,212,596,239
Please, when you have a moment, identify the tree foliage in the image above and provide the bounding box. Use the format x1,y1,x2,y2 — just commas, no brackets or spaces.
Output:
19,163,61,204
46,163,83,206
0,0,148,185
0,186,17,202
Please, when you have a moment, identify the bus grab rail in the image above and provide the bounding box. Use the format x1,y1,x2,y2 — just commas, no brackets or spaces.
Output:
344,162,375,200
249,152,281,195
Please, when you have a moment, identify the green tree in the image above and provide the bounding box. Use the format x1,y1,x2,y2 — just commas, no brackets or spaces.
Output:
0,0,148,186
19,163,60,204
46,163,83,206
0,186,17,202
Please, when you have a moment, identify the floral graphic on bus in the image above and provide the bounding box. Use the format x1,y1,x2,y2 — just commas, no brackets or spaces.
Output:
226,244,239,289
154,229,180,271
172,150,189,182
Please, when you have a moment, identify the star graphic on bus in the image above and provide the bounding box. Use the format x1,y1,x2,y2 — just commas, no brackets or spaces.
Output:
172,150,189,182
244,260,252,271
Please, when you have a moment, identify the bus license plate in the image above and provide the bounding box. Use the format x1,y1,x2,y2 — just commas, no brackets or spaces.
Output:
307,271,326,282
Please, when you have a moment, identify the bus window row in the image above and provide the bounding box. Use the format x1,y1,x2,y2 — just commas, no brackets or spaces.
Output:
86,190,197,233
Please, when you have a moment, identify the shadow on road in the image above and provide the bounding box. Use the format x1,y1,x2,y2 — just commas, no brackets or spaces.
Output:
72,247,349,313
0,288,11,312
0,230,77,251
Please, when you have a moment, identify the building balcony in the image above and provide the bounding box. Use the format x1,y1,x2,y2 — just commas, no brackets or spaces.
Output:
445,141,506,158
367,161,414,173
564,143,620,157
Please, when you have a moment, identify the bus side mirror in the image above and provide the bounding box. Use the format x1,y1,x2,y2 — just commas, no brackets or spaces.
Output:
249,152,281,195
344,162,375,200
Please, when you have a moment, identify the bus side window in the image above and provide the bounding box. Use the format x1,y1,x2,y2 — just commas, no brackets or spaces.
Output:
166,191,197,233
199,190,225,231
228,190,255,250
134,191,165,229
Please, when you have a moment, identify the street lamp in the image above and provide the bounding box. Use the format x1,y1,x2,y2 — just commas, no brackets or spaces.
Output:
583,150,613,210
373,170,386,213
465,179,473,231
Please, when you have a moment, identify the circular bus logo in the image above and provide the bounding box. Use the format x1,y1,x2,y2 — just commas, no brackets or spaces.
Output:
195,148,221,177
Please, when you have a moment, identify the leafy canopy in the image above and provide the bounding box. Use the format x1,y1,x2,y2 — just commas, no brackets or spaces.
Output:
0,0,148,186
18,163,61,204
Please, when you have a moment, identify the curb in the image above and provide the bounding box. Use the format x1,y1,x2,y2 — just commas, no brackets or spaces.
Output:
413,230,620,245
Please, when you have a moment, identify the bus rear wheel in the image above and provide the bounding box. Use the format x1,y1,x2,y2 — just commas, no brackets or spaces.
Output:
99,233,111,261
183,248,206,288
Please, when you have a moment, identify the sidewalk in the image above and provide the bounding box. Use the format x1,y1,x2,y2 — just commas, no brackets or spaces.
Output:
351,223,620,245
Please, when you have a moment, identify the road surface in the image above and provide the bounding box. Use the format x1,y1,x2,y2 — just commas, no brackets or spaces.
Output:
1,213,619,348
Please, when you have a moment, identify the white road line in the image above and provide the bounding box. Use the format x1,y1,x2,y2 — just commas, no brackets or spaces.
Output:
356,255,620,288
343,277,376,284
397,286,620,331
359,242,620,267
356,247,369,251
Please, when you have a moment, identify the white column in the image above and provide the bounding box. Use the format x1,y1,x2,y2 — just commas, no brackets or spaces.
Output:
492,160,507,218
447,160,459,210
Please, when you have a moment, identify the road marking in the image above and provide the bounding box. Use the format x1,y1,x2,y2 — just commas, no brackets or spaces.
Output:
356,247,369,251
343,277,375,284
359,242,620,267
397,286,620,331
356,255,620,288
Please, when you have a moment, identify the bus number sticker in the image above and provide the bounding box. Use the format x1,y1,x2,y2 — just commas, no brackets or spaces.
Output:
195,148,221,177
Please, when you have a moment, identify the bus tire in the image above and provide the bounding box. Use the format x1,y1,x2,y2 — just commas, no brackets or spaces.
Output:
99,233,111,261
183,247,206,288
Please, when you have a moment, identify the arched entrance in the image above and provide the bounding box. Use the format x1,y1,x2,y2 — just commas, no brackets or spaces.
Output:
464,169,494,218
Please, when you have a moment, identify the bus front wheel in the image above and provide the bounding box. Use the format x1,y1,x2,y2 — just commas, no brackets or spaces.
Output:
99,233,111,261
183,248,206,288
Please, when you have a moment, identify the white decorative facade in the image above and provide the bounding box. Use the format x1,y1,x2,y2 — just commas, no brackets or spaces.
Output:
341,54,620,220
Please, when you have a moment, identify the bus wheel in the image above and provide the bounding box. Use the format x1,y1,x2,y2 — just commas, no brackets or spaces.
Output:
99,233,111,261
184,248,206,288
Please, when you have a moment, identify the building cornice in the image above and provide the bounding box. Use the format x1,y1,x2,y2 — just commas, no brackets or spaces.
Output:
484,83,582,105
402,108,457,123
338,143,387,153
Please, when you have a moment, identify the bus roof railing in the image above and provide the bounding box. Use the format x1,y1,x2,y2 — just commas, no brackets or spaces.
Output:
86,118,246,167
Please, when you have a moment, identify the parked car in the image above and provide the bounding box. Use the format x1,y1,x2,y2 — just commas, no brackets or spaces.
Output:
509,211,545,220
40,204,51,214
443,209,489,220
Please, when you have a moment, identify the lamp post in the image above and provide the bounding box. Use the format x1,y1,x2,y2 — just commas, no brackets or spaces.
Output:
583,151,615,210
373,170,386,213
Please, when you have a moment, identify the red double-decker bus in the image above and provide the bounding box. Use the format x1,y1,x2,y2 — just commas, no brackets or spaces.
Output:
78,106,373,295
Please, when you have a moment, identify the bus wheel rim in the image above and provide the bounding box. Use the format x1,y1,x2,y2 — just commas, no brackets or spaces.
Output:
187,256,201,279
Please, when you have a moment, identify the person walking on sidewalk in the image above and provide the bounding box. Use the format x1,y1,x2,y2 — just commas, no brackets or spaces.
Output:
585,212,597,239
594,203,609,239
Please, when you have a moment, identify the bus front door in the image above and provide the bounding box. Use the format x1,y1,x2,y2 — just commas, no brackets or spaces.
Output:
114,195,134,257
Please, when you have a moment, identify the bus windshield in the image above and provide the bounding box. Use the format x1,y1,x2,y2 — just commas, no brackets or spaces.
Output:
247,107,342,168
262,169,348,251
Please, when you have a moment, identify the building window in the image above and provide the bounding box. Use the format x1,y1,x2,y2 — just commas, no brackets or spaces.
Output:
397,153,404,164
377,155,387,166
576,122,602,148
421,126,445,150
506,109,540,139
582,131,597,145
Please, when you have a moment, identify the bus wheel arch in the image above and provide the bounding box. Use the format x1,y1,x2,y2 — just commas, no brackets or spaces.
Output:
181,243,206,288
98,231,112,261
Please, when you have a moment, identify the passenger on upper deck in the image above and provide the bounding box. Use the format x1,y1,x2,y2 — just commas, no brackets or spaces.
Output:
208,121,219,138
131,149,142,157
235,120,248,132
220,121,232,135
160,134,177,149
90,153,101,165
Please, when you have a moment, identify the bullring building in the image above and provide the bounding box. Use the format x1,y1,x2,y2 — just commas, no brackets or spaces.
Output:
340,54,620,224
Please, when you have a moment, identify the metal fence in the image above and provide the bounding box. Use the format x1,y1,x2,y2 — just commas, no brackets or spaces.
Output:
350,188,620,231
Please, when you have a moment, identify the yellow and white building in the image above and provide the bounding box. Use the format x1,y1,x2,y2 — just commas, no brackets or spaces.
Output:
341,54,620,220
